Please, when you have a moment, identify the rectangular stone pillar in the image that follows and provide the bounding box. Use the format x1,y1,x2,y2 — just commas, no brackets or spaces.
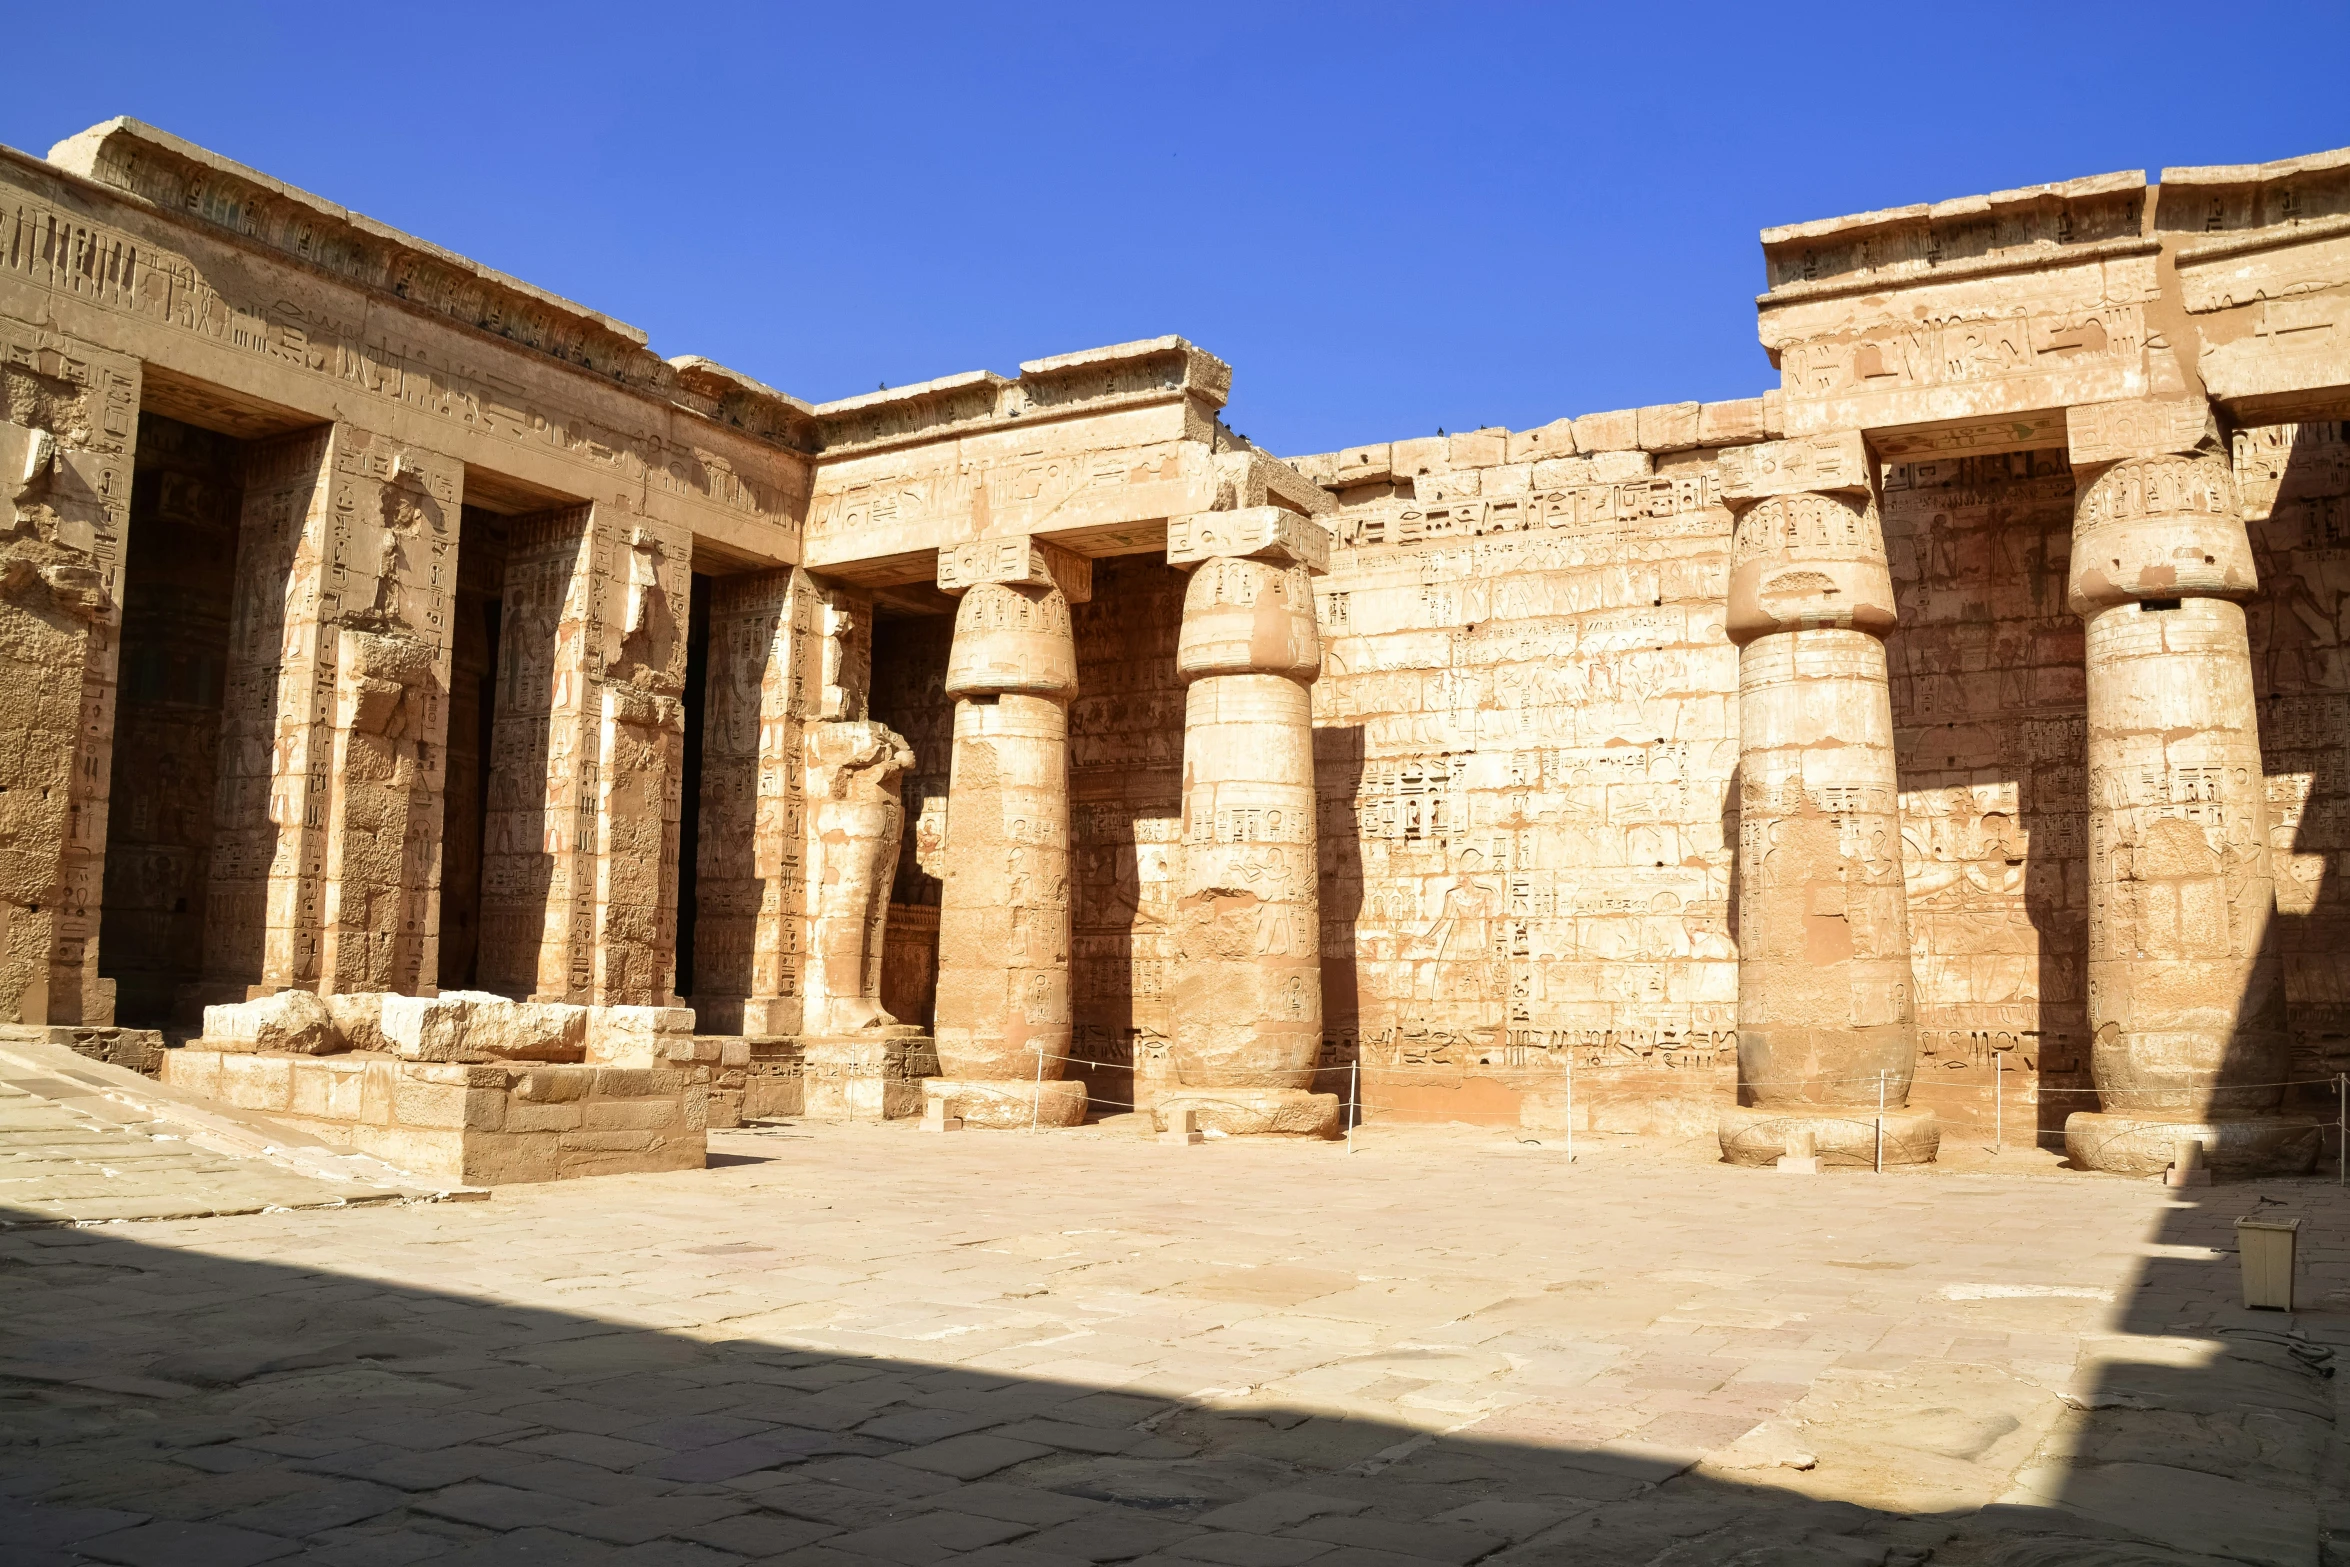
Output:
693,568,821,1034
199,424,463,1003
0,329,140,1026
478,505,690,1007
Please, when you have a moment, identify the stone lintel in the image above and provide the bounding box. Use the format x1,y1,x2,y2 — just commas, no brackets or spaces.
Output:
1218,449,1336,517
1167,506,1332,575
1717,432,1872,505
935,536,1093,603
2066,398,2214,467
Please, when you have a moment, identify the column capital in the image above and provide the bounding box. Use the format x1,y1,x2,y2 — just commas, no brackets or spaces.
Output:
1167,506,1331,576
2066,448,2253,614
935,536,1091,603
1725,487,1895,645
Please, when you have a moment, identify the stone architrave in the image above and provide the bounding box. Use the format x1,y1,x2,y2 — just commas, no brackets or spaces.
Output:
692,567,818,1036
0,330,139,1026
1158,507,1339,1138
478,506,691,1008
2063,422,2321,1175
197,423,462,1007
927,537,1089,1128
1715,447,1939,1168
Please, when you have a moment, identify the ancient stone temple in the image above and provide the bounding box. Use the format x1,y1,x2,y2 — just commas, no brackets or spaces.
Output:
3,117,2346,1179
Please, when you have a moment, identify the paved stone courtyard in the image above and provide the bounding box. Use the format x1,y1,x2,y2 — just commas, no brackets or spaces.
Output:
4,1111,2347,1566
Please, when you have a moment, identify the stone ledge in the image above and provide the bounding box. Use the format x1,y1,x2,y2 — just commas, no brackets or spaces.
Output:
159,1048,705,1186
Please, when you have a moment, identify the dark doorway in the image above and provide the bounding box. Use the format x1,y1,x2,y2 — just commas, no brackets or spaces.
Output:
99,413,243,1026
437,507,510,991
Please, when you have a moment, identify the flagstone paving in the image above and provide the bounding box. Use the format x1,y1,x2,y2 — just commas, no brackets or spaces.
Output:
2,1114,2345,1565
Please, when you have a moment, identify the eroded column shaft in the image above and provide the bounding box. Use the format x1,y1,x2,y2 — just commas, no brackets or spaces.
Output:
1734,627,1915,1104
933,578,1076,1080
1716,458,1933,1165
2072,450,2285,1118
1171,556,1323,1089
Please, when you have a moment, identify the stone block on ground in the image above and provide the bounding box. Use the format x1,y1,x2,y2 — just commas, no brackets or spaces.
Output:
201,990,338,1055
1718,1106,1939,1168
804,1033,937,1120
382,991,588,1063
586,1006,701,1067
1151,1088,1339,1138
925,1076,1087,1129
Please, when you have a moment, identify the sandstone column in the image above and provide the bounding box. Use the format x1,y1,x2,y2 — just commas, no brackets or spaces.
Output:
1154,507,1338,1137
925,538,1089,1127
2061,400,2319,1175
198,423,462,1006
0,334,140,1026
478,506,690,1011
1713,434,1937,1167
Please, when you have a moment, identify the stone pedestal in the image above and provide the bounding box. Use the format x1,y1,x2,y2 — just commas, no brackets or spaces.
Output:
803,1030,936,1120
930,539,1087,1125
2064,441,2314,1175
1150,1086,1339,1138
1713,442,1937,1165
1719,1105,1940,1168
1162,509,1338,1138
923,1075,1088,1129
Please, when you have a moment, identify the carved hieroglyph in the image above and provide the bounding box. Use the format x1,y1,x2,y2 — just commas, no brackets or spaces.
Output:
929,539,1088,1126
1716,453,1937,1165
478,506,690,1008
2065,438,2312,1174
200,423,461,1006
0,328,138,1025
693,567,818,1035
1160,510,1339,1136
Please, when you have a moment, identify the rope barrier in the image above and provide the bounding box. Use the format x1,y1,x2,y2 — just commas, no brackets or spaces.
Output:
976,1046,2345,1172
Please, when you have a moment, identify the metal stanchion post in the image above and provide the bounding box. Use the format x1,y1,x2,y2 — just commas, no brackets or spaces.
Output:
1875,1070,1886,1174
1031,1047,1043,1133
1566,1054,1575,1165
1347,1059,1358,1156
1995,1053,2003,1156
2339,1072,2345,1187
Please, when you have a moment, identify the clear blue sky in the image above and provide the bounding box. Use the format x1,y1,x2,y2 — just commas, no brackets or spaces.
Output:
8,3,2345,455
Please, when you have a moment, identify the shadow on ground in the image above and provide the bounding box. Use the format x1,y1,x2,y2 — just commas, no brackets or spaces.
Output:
0,1174,2340,1567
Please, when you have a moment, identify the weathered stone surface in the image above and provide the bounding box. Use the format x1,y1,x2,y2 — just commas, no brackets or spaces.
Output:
10,112,2350,1162
923,1075,1087,1129
1151,1087,1340,1138
201,989,337,1055
381,991,588,1064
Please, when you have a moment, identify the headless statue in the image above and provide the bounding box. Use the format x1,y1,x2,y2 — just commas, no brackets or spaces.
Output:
802,719,916,1034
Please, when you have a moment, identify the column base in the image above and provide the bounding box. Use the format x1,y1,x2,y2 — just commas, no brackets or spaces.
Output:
923,1077,1088,1129
1152,1087,1340,1139
1719,1105,1939,1168
2063,1112,2323,1178
803,1034,937,1120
